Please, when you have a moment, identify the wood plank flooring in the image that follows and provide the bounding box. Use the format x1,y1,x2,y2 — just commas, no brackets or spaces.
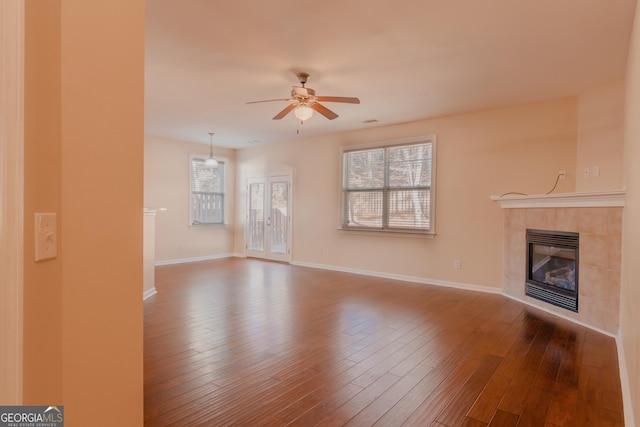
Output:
144,258,624,426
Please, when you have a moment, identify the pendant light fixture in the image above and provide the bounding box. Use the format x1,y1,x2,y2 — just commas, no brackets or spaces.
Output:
205,132,218,167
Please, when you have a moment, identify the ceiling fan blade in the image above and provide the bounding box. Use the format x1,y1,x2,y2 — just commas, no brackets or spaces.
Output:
316,96,360,104
311,102,338,120
272,103,297,120
246,98,290,104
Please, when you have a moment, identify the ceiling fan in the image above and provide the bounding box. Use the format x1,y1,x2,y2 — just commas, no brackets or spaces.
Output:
247,72,360,121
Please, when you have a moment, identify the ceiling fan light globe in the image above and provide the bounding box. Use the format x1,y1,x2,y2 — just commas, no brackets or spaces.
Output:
205,157,218,167
294,105,314,121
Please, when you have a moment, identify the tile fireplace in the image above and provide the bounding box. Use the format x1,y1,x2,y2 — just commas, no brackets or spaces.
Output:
493,190,624,334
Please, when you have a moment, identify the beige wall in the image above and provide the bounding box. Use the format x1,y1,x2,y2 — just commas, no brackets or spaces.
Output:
24,1,145,425
576,79,626,192
235,98,577,289
621,1,640,424
145,135,236,263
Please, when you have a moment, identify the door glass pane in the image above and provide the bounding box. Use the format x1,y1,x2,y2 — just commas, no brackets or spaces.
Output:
269,182,287,254
248,183,264,251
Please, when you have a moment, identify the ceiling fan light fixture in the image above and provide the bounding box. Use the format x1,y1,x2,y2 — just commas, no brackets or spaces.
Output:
205,132,218,167
294,104,314,121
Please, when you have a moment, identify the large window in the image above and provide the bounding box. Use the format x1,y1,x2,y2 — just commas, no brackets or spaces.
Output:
190,156,225,225
341,137,436,234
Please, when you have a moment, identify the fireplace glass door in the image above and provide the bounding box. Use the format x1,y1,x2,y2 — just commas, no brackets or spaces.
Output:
526,229,579,312
530,244,576,292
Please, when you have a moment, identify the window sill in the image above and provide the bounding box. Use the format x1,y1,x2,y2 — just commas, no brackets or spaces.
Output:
338,227,435,239
189,222,230,228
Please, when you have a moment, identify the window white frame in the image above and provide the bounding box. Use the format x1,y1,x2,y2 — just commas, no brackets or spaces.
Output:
189,154,226,225
340,135,436,235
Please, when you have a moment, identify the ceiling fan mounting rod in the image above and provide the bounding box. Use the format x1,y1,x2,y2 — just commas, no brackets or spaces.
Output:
297,72,309,87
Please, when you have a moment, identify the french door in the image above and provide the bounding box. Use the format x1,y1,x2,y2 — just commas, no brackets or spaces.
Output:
246,174,292,262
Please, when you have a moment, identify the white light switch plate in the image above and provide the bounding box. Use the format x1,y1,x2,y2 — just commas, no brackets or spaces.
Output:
35,213,57,261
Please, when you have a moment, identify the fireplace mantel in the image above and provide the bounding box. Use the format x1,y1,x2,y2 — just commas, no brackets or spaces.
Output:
490,190,625,209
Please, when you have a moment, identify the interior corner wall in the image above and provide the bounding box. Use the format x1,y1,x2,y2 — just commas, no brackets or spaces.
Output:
576,79,625,192
59,0,145,424
23,0,63,404
144,135,236,263
235,98,577,289
1,0,26,405
24,0,145,424
621,1,640,425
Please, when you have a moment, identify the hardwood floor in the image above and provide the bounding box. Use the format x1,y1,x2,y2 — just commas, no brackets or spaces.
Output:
144,258,624,426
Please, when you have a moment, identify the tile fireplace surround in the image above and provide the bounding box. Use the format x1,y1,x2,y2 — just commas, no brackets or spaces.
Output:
492,191,625,335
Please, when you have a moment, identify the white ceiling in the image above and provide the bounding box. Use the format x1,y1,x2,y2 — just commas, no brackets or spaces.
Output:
145,0,636,148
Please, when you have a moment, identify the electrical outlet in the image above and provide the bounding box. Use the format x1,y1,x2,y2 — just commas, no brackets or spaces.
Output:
559,170,566,179
583,167,590,177
454,260,461,269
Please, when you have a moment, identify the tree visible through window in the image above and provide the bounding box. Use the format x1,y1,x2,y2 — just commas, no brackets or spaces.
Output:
342,138,435,233
190,156,225,225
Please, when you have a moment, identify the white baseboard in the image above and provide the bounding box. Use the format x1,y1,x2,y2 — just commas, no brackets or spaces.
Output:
143,287,157,300
290,260,502,295
155,253,235,266
616,336,637,427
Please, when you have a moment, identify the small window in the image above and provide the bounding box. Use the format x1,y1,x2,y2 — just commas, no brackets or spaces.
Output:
341,137,436,234
190,156,225,225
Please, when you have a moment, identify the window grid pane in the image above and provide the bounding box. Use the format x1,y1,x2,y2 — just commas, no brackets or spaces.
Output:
387,189,430,229
191,158,225,224
342,141,433,232
344,148,385,190
387,144,431,188
191,193,224,224
344,190,383,228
